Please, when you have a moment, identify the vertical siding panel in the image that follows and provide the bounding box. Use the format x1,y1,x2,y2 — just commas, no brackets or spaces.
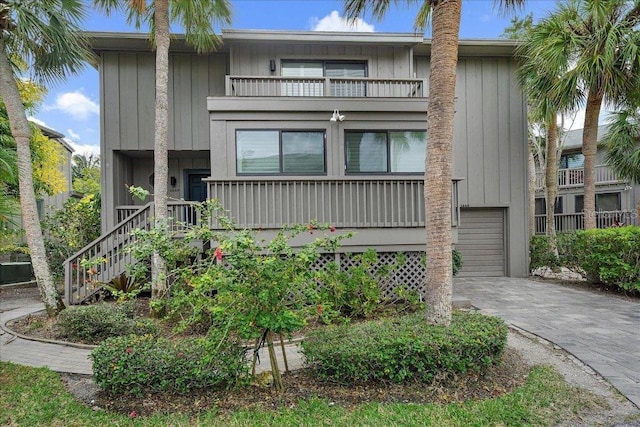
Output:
118,53,139,149
482,59,499,205
209,54,227,96
167,56,175,150
191,56,209,150
103,53,121,150
173,55,193,150
453,59,468,205
137,53,155,150
498,59,512,204
465,59,485,206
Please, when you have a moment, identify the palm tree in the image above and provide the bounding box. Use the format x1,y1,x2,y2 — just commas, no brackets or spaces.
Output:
524,0,640,230
0,0,89,315
94,0,231,310
344,0,523,326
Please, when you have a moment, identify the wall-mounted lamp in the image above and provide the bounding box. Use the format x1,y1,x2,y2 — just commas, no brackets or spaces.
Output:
269,59,276,72
170,176,177,187
329,109,345,122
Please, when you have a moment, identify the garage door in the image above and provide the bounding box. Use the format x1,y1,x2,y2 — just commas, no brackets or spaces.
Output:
456,209,505,277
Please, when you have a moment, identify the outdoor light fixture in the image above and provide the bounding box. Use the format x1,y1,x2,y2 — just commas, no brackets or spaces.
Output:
330,109,345,122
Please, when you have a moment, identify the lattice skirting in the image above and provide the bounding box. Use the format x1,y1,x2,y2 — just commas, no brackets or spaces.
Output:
312,251,426,299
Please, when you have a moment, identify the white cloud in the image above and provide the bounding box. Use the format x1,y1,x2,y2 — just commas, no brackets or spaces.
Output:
48,91,99,120
480,14,492,23
27,116,47,127
310,11,375,32
65,139,100,157
66,128,81,141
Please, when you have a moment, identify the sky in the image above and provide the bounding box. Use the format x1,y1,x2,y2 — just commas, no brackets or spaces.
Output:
30,0,563,157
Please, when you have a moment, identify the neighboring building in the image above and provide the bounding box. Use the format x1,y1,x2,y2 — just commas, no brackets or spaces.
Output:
67,30,529,303
534,126,638,234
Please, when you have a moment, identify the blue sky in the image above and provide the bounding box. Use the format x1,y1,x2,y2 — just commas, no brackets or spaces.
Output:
30,0,560,157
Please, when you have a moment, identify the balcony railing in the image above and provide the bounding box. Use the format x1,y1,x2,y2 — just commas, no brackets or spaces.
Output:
534,210,634,234
535,165,624,190
226,76,426,98
117,202,202,233
207,178,460,229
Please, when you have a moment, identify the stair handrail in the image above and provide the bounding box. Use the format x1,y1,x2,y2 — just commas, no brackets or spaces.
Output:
63,202,154,304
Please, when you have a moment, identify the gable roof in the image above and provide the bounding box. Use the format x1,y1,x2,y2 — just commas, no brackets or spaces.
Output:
562,125,609,150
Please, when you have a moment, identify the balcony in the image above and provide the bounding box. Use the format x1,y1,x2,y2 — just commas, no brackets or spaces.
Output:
226,76,426,98
534,210,634,234
535,165,625,191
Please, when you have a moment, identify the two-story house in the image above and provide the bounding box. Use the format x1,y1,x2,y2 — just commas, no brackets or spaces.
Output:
65,30,529,304
534,125,639,234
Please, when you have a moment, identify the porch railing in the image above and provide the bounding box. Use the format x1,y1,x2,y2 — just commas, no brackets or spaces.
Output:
64,203,153,304
535,165,625,190
226,76,426,98
206,178,460,229
534,210,634,234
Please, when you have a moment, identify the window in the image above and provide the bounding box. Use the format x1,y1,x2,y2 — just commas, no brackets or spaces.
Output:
236,130,325,174
575,192,621,212
535,197,563,215
345,131,426,173
560,153,584,169
281,61,367,97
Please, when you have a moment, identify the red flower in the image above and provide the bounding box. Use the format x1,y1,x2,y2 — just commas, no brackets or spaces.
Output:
317,304,323,315
214,247,223,261
129,410,137,418
329,226,336,233
71,262,78,270
126,347,133,354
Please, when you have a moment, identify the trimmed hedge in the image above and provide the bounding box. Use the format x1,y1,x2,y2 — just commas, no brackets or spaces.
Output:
56,302,157,345
301,311,507,384
91,335,248,395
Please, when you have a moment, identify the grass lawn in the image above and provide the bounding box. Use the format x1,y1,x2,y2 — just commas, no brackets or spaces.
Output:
0,361,607,426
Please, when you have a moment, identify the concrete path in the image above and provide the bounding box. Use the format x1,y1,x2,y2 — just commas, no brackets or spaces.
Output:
455,277,640,408
2,278,639,408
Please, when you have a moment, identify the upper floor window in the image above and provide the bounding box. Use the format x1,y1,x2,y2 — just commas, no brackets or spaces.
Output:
236,130,326,175
575,192,620,212
345,131,426,173
281,61,367,97
535,197,563,215
560,153,584,169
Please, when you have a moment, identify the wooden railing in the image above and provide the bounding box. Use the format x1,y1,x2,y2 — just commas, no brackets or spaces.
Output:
535,165,624,190
207,178,460,229
64,203,153,304
534,210,634,234
226,76,426,98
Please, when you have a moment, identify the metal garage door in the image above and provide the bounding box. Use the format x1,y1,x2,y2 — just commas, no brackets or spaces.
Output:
456,209,506,277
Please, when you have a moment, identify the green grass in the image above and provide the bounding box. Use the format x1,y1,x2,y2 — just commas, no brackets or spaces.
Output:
0,361,606,426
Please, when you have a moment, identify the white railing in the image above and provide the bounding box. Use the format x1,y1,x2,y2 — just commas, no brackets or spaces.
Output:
207,178,459,229
534,210,634,234
64,203,153,304
535,165,625,190
226,76,426,98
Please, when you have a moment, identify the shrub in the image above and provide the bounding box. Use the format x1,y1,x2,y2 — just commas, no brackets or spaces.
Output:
452,249,463,276
56,302,157,344
529,235,559,272
91,335,248,395
571,227,640,292
301,311,507,384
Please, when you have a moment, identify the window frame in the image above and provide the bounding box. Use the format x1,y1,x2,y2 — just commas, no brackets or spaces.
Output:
281,60,368,78
235,129,327,176
575,192,621,212
344,129,427,175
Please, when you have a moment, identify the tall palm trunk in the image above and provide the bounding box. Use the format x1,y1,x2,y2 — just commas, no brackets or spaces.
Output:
544,118,559,257
528,146,536,238
424,0,461,327
151,0,170,308
0,40,64,316
582,89,603,230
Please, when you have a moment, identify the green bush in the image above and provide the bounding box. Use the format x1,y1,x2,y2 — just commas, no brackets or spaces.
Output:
301,311,507,384
56,302,157,345
91,335,248,395
452,249,463,276
571,226,640,292
529,235,559,272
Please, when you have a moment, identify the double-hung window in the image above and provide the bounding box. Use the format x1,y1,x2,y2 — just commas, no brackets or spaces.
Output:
281,61,367,97
236,130,326,174
345,131,426,173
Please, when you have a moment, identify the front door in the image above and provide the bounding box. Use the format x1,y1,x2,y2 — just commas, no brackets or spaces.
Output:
186,173,209,202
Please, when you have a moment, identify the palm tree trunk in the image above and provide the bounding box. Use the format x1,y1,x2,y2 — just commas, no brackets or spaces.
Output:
582,90,603,230
151,0,170,308
528,146,536,238
0,40,64,316
545,118,559,257
424,0,461,327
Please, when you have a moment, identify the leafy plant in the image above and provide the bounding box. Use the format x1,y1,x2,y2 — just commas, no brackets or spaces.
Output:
302,311,508,384
102,272,146,301
452,249,463,276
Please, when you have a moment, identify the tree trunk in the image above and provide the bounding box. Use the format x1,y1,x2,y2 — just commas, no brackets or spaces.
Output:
528,146,536,238
151,0,170,309
0,40,64,316
582,89,603,230
424,0,461,327
545,118,559,257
